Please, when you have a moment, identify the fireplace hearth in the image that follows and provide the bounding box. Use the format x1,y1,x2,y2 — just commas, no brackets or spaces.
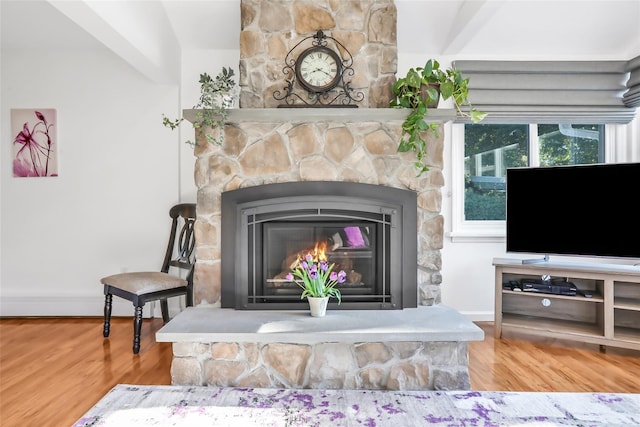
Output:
221,181,417,310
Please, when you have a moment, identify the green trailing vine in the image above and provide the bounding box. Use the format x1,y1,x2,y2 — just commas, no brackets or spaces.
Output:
390,59,487,175
162,67,237,146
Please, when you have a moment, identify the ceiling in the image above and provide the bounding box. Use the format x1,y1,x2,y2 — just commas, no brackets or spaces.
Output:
2,0,639,82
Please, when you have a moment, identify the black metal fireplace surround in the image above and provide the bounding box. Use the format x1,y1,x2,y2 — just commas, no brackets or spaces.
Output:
221,181,417,310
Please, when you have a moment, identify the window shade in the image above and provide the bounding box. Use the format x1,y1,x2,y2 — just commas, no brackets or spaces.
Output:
623,55,640,108
452,60,636,124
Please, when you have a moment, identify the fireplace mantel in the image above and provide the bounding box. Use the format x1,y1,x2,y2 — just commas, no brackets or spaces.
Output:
184,108,456,124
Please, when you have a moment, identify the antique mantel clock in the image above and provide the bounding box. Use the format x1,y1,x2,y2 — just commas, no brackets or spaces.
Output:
295,45,342,93
274,30,363,107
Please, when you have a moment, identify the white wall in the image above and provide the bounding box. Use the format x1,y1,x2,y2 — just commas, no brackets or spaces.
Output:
0,46,181,316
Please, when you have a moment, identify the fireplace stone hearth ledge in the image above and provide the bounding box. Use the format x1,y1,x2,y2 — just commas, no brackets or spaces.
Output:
156,306,484,391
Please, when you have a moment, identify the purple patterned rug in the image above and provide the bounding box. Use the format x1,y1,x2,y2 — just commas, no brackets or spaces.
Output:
73,384,640,426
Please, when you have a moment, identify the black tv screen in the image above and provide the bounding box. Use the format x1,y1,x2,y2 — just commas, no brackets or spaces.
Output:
506,162,640,260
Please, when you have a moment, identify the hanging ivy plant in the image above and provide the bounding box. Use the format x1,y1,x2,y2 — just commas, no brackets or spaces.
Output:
390,59,487,175
162,67,237,146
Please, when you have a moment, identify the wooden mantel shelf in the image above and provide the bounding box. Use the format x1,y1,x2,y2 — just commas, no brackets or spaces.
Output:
184,108,456,124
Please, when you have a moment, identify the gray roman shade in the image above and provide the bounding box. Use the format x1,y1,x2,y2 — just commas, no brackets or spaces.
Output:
453,60,636,124
623,55,640,108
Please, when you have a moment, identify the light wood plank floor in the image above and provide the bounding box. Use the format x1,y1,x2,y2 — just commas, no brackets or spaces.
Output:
0,318,638,426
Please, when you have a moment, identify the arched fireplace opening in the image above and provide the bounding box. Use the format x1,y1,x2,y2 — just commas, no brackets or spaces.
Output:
221,181,417,310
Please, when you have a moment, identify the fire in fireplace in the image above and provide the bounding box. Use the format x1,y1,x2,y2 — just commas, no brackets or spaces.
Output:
221,181,417,310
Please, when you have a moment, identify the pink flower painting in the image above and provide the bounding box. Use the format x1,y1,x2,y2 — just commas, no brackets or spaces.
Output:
12,109,58,177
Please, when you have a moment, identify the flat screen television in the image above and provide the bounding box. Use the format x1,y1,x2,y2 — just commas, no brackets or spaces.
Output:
506,162,640,261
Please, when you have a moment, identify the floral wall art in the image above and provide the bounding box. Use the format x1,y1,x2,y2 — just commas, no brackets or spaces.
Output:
12,108,58,177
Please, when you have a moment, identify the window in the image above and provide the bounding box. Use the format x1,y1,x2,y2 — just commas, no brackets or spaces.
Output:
450,123,605,241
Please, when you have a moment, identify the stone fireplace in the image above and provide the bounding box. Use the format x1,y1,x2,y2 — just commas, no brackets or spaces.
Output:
160,99,480,392
155,0,484,391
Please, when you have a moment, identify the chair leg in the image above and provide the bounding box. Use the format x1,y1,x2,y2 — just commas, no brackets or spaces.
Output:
103,293,112,338
186,287,193,307
133,305,143,354
160,299,171,323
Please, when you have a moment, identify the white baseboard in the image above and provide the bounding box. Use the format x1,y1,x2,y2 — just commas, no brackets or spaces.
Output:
0,296,186,318
459,311,494,322
1,296,492,323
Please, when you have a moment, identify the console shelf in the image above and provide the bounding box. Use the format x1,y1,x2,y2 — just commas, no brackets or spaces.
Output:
502,289,604,303
615,298,640,311
494,259,640,351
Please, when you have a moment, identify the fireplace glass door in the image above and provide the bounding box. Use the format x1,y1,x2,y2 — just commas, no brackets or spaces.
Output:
244,209,394,310
261,221,385,303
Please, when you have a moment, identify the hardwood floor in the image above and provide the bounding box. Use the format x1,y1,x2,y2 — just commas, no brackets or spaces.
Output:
0,317,172,427
469,323,640,393
0,318,638,426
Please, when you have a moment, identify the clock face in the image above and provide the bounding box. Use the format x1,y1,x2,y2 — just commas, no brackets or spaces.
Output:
295,46,342,93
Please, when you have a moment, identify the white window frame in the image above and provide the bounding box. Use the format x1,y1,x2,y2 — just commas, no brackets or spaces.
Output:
448,123,625,243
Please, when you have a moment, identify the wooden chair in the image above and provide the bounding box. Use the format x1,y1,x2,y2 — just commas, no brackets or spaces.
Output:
101,203,196,354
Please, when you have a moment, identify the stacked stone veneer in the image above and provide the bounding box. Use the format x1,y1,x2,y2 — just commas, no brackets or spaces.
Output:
192,116,444,307
172,0,465,392
171,340,470,390
239,0,397,108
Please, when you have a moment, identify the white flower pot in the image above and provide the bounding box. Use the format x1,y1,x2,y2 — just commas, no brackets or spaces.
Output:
307,296,329,317
213,92,235,109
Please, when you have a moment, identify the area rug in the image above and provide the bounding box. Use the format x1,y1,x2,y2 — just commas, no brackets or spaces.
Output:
73,384,640,426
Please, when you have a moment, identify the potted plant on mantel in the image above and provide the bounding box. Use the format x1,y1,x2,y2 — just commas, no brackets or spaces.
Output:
162,67,237,146
286,248,346,317
390,59,487,175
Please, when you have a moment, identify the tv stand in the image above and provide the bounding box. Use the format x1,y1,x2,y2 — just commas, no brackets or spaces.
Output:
493,259,640,351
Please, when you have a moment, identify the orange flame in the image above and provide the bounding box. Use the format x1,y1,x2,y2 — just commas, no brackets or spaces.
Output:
297,240,328,263
312,240,328,262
